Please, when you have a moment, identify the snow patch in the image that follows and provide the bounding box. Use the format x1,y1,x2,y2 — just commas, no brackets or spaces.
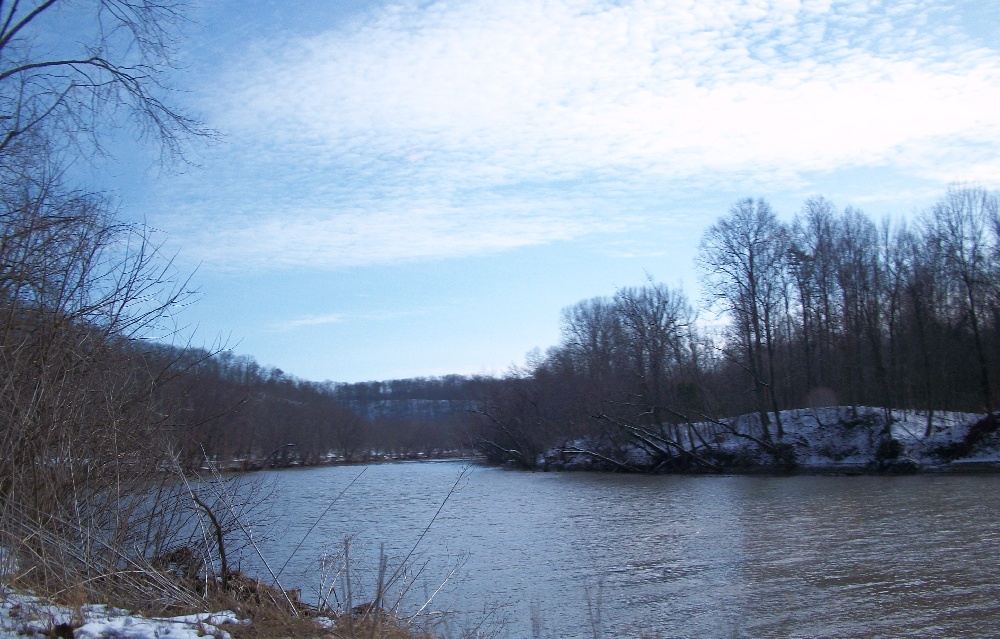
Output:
0,586,247,639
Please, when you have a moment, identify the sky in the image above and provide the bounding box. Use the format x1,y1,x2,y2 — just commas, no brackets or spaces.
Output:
91,0,1000,383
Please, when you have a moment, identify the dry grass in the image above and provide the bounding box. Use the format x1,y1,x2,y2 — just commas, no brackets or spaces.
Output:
191,572,438,639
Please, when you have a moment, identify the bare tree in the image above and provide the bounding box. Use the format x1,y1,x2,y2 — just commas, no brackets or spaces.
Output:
0,0,213,607
880,217,909,415
789,196,840,398
0,150,195,603
897,221,948,434
698,198,788,441
930,185,1000,414
560,296,623,386
833,207,884,411
0,0,206,161
613,282,698,429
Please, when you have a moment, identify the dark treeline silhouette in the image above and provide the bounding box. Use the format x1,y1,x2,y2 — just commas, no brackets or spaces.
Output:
472,186,1000,470
154,348,481,468
334,375,485,403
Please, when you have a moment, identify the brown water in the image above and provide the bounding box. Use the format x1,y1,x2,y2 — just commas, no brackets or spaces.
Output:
245,461,1000,638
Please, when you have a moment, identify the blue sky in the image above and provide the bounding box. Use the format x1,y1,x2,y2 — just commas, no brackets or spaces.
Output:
98,0,1000,382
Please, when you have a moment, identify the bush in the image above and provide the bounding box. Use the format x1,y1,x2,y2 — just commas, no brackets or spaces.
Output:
875,437,904,463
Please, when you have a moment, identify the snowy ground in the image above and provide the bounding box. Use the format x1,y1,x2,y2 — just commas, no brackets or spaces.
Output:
763,406,997,469
787,407,1000,468
550,406,1000,472
0,586,247,639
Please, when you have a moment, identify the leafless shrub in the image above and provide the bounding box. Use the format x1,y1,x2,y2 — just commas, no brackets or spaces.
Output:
0,138,204,610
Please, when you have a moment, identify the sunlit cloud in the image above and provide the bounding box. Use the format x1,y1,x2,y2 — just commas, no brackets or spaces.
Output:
162,0,1000,270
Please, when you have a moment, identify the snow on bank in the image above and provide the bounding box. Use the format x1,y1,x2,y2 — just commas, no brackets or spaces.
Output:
548,407,1000,472
724,406,997,469
0,586,246,639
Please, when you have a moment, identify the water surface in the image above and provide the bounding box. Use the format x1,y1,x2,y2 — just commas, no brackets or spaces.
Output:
242,462,1000,638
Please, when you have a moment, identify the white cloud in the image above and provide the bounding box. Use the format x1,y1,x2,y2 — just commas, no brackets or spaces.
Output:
271,307,439,333
170,194,631,270
163,0,1000,270
272,313,344,332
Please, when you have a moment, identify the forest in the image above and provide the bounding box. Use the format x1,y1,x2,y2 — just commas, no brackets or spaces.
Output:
156,348,479,467
471,188,1000,470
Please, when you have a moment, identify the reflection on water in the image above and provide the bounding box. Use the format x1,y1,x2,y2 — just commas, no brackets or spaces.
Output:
243,462,1000,638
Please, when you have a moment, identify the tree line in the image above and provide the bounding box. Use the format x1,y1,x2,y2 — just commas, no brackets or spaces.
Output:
157,348,478,468
472,187,1000,469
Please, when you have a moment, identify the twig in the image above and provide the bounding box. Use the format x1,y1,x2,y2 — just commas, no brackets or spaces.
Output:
385,465,472,612
201,456,299,616
405,554,466,622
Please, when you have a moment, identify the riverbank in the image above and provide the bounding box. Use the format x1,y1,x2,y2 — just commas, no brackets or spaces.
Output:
207,451,478,473
0,585,245,639
0,580,438,639
539,406,1000,474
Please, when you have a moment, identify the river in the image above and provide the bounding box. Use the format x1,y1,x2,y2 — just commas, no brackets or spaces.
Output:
236,460,1000,638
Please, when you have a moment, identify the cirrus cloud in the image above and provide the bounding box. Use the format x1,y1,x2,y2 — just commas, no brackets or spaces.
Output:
161,0,1000,270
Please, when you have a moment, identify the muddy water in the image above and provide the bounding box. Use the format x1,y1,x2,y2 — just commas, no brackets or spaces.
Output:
245,462,1000,638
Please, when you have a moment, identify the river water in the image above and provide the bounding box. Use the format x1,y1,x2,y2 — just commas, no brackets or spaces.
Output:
240,461,1000,638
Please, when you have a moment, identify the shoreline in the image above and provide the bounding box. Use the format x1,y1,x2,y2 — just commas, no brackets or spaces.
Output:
227,454,1000,477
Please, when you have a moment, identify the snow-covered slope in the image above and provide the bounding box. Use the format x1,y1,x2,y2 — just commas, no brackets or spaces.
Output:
546,407,1000,473
728,407,998,470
